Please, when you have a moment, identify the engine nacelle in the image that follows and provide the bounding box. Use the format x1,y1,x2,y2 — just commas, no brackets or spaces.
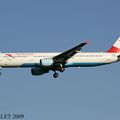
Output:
31,68,49,76
40,58,54,67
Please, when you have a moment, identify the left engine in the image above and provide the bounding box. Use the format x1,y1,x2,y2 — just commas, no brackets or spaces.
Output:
31,68,49,76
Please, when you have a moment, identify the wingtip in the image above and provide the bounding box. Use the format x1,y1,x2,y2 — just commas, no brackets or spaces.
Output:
85,41,90,44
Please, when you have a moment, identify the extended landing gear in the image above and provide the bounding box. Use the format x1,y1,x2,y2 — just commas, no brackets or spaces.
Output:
53,72,59,78
52,65,65,78
53,68,65,78
59,68,65,73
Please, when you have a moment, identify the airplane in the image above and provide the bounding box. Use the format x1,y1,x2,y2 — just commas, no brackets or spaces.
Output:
0,37,120,78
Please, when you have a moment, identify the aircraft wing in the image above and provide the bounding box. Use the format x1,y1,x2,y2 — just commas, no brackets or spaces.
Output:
53,42,88,64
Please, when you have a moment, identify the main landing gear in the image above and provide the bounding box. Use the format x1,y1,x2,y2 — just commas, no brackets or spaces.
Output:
52,64,65,78
53,72,59,78
53,68,65,78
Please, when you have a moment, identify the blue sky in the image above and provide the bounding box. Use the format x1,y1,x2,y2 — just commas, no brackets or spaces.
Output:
0,0,120,120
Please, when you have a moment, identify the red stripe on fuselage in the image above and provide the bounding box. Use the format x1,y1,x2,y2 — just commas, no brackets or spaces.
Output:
5,54,15,59
107,46,120,53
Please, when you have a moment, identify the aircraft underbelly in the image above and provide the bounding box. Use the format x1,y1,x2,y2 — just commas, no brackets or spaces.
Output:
65,62,108,67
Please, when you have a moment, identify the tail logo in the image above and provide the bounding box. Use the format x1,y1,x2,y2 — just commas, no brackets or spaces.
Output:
107,37,120,53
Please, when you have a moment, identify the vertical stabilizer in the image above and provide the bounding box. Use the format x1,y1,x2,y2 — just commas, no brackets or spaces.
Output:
107,37,120,53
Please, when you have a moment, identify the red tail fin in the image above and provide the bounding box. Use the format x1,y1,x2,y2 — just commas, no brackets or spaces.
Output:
107,37,120,53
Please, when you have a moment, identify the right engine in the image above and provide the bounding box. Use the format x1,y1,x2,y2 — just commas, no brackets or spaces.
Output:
31,68,49,76
40,58,54,67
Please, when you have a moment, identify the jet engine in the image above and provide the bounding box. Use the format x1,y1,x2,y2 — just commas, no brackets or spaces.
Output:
40,58,54,67
31,68,49,75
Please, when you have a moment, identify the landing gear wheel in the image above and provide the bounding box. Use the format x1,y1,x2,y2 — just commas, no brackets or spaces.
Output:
53,72,59,78
59,68,65,73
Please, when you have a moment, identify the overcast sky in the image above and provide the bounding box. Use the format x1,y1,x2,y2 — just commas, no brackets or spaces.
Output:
0,0,120,120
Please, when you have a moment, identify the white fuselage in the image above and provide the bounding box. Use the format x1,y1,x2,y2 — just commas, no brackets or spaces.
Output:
0,52,119,68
